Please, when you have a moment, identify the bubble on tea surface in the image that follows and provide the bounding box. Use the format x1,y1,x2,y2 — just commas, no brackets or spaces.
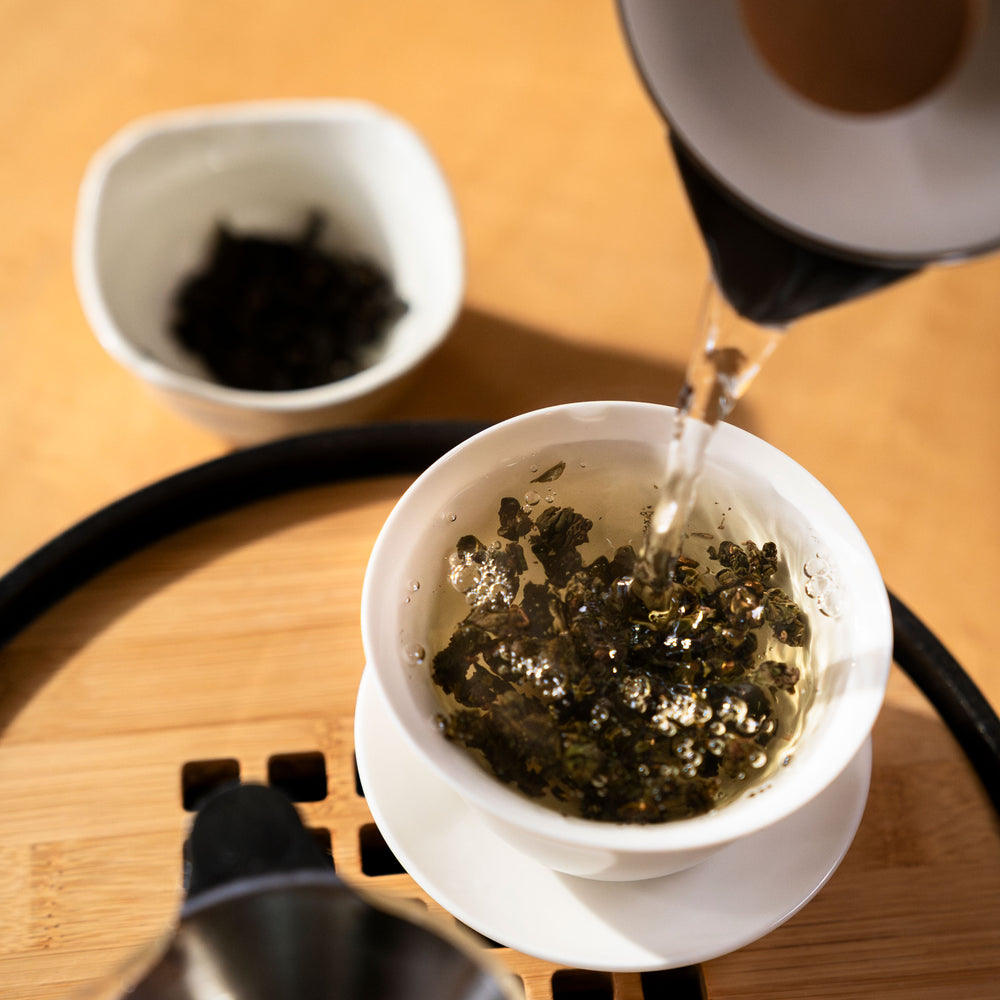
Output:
448,544,517,610
619,674,651,712
403,642,426,664
717,695,748,727
817,591,844,618
450,562,481,594
590,699,612,730
803,552,841,617
804,554,830,578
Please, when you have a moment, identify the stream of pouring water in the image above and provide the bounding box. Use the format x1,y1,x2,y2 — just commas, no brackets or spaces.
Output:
633,281,783,603
627,137,917,606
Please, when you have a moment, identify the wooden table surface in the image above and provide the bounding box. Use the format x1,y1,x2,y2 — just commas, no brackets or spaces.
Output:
1,2,998,998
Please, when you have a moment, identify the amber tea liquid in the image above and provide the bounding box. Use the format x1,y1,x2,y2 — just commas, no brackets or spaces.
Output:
421,436,814,823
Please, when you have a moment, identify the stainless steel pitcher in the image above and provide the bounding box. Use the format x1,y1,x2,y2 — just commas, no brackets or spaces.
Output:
95,784,521,1000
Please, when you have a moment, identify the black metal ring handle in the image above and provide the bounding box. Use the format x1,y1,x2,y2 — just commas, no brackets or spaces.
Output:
0,420,486,649
889,591,1000,814
1,420,997,817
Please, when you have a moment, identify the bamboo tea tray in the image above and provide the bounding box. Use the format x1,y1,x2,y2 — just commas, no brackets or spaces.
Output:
1,424,998,1000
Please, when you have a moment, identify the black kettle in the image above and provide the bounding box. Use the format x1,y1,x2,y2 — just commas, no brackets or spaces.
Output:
616,1,1000,327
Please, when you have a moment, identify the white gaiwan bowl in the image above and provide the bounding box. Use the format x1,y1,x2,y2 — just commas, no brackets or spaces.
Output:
73,100,464,444
361,401,892,881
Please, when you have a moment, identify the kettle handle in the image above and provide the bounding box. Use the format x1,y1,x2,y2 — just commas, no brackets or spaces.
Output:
185,782,333,901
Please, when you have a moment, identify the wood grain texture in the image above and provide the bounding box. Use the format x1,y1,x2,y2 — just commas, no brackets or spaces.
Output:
1,1,999,997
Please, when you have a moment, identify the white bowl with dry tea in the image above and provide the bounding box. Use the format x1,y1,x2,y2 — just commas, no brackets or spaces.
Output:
360,401,892,881
73,100,463,443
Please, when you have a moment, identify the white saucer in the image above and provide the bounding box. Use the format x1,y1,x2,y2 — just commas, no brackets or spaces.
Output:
354,668,871,972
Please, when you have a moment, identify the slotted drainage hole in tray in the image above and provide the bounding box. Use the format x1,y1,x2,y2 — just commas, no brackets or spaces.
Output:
178,751,705,1000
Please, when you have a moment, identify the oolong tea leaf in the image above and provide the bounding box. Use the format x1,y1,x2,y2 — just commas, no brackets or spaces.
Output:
431,491,810,824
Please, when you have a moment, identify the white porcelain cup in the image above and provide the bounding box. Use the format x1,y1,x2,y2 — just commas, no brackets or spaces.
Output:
73,100,463,443
361,402,892,881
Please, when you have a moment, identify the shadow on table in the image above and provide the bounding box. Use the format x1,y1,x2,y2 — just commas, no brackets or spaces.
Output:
388,306,763,437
